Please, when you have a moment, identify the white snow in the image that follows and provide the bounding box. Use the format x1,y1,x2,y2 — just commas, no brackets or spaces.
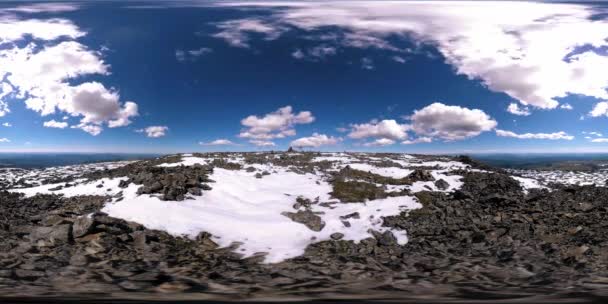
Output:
157,156,210,167
345,163,413,179
511,176,545,192
11,177,126,198
100,168,420,263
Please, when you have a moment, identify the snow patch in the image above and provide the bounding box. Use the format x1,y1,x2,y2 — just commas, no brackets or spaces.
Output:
102,168,420,263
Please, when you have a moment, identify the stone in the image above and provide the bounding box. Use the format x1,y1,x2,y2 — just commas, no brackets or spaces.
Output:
29,224,72,245
330,233,344,240
434,179,450,190
281,210,325,232
73,216,94,238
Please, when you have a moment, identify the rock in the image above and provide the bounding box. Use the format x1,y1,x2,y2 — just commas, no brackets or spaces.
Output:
29,224,72,245
188,187,202,196
330,233,344,240
69,254,89,266
118,180,130,188
48,185,63,191
282,210,325,232
434,179,450,190
15,269,45,280
72,216,94,238
339,212,360,220
408,169,435,182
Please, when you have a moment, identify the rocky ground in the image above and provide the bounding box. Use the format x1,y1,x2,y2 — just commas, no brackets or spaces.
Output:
0,152,607,303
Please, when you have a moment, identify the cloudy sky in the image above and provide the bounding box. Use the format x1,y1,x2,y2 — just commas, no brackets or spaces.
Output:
2,1,608,153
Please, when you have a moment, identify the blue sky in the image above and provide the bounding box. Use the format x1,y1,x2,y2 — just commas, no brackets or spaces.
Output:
2,1,608,153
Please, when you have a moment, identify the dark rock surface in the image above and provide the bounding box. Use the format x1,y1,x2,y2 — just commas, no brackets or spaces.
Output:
0,153,607,303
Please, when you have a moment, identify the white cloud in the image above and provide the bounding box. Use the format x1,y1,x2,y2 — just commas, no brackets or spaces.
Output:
401,137,432,145
73,124,102,136
410,102,497,141
291,49,305,59
200,139,235,146
138,126,169,138
392,56,406,64
0,138,10,143
292,45,337,61
43,120,68,129
496,129,574,140
591,138,608,143
0,16,139,135
239,105,314,140
2,122,11,127
0,82,14,117
336,127,348,133
583,131,603,137
363,138,395,147
0,17,84,43
290,133,340,148
2,3,80,14
70,82,138,128
212,1,608,109
348,119,409,141
560,103,573,110
589,101,608,117
250,139,276,147
507,103,531,116
361,57,374,70
212,18,285,48
176,47,212,62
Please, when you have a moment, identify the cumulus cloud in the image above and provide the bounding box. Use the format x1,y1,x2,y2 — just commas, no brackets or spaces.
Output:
73,124,102,136
560,103,573,110
239,106,314,145
0,17,84,43
43,120,68,129
137,126,169,138
250,139,276,147
0,15,139,135
409,103,497,141
402,137,432,145
589,101,608,117
348,119,409,141
0,138,10,143
0,82,13,117
200,139,235,146
290,133,340,148
212,1,608,109
496,129,574,140
2,122,11,127
507,103,531,116
363,138,395,147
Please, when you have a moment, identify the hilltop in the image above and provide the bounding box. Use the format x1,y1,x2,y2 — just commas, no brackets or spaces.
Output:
0,152,607,302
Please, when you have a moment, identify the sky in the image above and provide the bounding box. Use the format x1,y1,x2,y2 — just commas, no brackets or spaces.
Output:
2,1,608,153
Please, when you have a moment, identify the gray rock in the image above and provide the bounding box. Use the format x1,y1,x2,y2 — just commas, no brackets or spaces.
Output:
330,233,344,240
73,216,94,238
282,210,325,232
434,179,450,190
29,224,71,245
